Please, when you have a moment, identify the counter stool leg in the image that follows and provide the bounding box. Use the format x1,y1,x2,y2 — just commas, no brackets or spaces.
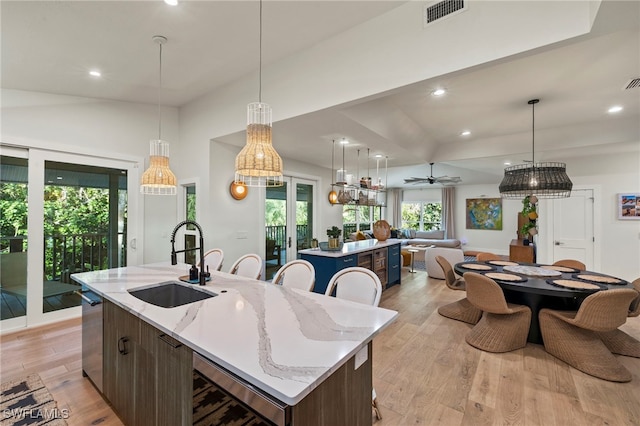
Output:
410,251,416,273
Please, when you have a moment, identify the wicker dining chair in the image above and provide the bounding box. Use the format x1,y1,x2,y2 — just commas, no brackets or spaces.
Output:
463,272,531,353
539,288,639,382
553,259,586,270
476,252,502,262
435,256,482,325
596,278,640,358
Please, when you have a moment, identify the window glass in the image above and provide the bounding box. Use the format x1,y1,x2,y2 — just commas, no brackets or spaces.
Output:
401,202,442,230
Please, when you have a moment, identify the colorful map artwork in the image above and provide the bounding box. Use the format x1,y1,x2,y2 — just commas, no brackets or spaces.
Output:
466,198,503,230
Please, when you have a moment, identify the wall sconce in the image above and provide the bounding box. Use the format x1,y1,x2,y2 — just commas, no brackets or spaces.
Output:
230,181,248,200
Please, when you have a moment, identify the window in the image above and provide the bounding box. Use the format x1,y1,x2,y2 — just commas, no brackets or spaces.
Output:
401,202,442,231
342,206,382,237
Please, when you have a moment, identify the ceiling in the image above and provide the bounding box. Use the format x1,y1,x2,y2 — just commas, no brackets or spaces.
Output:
3,1,639,188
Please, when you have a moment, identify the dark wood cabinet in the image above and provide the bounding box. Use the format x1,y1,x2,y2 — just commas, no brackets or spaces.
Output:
387,244,400,286
103,300,192,426
509,239,536,263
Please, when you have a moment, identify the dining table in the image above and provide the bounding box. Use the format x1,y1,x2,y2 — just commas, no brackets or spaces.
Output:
454,260,634,344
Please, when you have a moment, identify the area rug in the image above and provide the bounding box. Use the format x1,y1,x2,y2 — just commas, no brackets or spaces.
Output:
193,370,271,426
0,374,68,425
413,256,476,272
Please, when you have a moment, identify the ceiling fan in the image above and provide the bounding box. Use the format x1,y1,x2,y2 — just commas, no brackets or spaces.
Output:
404,163,462,186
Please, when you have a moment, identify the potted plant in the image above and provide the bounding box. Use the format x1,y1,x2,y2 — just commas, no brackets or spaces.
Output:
326,226,342,248
520,195,538,244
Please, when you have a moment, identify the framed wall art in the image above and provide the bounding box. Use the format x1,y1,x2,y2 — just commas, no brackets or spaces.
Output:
618,193,640,220
466,198,503,230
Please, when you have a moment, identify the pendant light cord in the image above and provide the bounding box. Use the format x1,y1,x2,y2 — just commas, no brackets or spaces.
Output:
258,0,263,103
531,100,535,164
158,41,163,140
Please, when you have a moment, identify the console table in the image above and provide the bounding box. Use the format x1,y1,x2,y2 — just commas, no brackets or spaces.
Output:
299,239,401,294
509,239,535,263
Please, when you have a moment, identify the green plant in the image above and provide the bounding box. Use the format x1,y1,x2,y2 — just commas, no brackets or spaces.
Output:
520,195,538,237
326,226,342,239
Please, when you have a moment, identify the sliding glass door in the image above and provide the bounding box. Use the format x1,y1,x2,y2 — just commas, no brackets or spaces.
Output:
1,147,138,331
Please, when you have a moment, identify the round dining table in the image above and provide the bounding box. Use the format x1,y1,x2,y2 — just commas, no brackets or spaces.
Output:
454,260,634,344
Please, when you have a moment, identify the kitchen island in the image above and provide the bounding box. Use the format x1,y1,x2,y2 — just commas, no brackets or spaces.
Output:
72,263,397,425
300,239,402,294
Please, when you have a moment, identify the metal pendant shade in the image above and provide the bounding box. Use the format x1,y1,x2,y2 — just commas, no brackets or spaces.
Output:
141,35,177,195
234,0,283,187
499,99,572,199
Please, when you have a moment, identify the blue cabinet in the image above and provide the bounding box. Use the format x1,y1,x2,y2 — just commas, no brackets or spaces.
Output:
301,241,401,294
300,253,357,294
387,243,401,288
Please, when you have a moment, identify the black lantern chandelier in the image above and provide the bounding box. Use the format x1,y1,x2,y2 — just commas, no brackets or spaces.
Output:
499,99,572,199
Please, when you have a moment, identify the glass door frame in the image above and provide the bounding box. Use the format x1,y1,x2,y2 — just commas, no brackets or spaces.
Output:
1,147,140,331
262,174,318,279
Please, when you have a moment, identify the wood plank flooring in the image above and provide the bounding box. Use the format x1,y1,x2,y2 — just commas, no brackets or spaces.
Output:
1,268,639,425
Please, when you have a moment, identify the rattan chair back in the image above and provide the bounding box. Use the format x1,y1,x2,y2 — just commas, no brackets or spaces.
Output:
553,259,586,270
571,289,639,332
629,278,640,317
476,252,501,262
464,272,511,314
435,256,463,290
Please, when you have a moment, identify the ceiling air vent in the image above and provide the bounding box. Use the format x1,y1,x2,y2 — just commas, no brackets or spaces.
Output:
424,0,466,28
623,78,640,90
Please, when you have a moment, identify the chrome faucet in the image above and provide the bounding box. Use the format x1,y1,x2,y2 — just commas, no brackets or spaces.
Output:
170,220,206,286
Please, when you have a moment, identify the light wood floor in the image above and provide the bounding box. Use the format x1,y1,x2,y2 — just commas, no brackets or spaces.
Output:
1,268,639,425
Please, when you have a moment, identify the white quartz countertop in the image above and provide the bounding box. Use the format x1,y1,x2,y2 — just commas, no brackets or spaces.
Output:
299,238,401,258
72,263,397,406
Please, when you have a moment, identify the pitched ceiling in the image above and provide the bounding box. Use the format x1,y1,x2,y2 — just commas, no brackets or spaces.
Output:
2,1,639,188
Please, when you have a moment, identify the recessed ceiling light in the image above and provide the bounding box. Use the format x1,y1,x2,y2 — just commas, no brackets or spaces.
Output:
89,70,101,77
375,154,382,158
164,0,178,5
504,161,511,166
460,130,471,136
608,105,623,113
340,138,349,144
431,88,446,97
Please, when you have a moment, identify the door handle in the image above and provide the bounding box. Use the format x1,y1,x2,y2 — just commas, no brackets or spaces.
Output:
554,241,564,246
288,237,292,248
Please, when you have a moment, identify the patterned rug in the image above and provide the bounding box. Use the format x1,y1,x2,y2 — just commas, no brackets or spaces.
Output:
0,374,68,425
193,370,271,426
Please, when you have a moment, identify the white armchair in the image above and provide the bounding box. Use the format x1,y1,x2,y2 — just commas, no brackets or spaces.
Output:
425,247,464,279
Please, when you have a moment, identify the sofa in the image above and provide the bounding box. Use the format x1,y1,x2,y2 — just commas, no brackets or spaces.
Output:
424,247,464,279
397,229,461,249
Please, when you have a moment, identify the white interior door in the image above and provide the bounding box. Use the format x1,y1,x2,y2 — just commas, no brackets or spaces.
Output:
552,189,594,268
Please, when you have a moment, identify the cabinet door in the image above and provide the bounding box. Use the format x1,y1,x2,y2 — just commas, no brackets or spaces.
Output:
154,330,193,425
373,248,388,288
387,244,401,286
103,300,138,426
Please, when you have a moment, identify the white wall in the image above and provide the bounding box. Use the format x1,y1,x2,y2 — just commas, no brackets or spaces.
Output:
205,140,341,270
1,89,180,264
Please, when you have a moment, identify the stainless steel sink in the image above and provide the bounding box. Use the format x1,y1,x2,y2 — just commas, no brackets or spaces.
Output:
128,281,216,308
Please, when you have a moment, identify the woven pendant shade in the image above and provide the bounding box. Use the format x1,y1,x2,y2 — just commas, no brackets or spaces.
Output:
499,162,572,199
141,139,177,195
499,99,572,199
235,102,283,187
140,35,177,195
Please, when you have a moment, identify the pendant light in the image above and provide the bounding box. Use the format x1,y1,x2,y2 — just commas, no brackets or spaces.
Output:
140,35,177,195
499,99,572,199
328,140,338,204
234,0,283,187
